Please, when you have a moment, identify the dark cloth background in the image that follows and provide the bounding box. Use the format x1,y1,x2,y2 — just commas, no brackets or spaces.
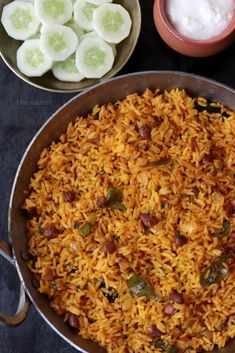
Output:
0,0,235,352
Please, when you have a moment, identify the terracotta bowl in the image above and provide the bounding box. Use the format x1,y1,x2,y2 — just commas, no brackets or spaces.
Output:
153,0,235,57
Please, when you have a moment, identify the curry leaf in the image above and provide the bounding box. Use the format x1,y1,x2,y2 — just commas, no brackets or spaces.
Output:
105,187,127,211
200,252,232,286
110,201,127,211
144,226,150,234
155,340,179,353
213,220,230,238
127,275,166,302
50,283,57,290
142,158,172,168
194,101,229,118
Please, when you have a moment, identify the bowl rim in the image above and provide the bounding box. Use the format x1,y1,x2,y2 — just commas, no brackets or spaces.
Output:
154,0,235,45
0,0,141,93
10,71,235,157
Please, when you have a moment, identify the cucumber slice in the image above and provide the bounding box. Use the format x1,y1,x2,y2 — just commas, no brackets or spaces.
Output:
79,29,97,40
52,53,85,81
86,0,112,4
1,1,40,40
110,42,116,57
75,37,114,78
66,18,84,38
30,23,42,38
40,24,78,60
74,0,98,31
30,31,41,38
17,39,52,76
80,31,116,56
93,3,132,44
18,0,35,3
34,0,73,25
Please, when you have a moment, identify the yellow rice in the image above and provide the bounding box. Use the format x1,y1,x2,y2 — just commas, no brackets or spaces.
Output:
24,89,235,353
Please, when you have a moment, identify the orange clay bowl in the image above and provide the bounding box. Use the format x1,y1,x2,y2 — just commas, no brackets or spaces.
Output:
153,0,235,57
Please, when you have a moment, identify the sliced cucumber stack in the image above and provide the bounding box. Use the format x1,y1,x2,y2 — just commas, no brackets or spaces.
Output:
93,3,132,43
75,36,114,78
1,1,40,40
40,24,78,60
1,0,133,82
74,0,97,31
34,0,73,25
52,53,85,81
17,39,52,76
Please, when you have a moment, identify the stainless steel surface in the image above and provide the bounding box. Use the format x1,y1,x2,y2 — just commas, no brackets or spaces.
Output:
0,241,30,326
1,71,235,352
0,0,141,93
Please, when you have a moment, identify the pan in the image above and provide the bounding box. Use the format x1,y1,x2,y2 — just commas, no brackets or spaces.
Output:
0,71,235,353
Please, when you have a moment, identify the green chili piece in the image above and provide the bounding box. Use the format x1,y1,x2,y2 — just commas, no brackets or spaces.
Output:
142,157,172,168
105,187,127,211
79,222,92,237
127,275,165,302
213,220,230,238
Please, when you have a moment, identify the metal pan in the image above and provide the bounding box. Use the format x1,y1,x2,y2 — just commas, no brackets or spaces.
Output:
0,71,235,353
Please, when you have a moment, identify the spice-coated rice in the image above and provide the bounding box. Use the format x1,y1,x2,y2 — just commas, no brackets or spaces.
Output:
24,89,235,353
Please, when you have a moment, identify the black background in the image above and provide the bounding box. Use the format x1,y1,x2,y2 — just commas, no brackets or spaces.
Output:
0,0,235,352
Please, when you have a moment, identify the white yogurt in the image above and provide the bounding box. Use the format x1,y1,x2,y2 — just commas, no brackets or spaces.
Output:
166,0,234,40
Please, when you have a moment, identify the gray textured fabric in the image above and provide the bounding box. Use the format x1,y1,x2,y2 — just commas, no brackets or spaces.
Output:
0,0,234,351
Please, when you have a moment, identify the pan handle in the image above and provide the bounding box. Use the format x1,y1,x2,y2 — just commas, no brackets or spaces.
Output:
0,241,30,326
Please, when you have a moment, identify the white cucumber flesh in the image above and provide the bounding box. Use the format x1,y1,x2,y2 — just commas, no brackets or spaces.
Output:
30,31,41,39
80,31,116,56
93,3,132,44
30,23,42,38
34,0,73,25
40,24,78,61
17,39,52,76
66,18,84,38
74,0,97,31
79,29,97,40
18,0,35,3
75,36,114,78
1,1,40,40
86,0,112,5
52,53,85,81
